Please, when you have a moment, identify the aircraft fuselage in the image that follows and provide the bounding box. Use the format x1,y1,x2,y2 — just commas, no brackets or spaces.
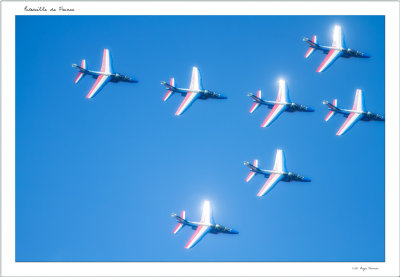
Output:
303,38,370,58
161,82,227,99
248,94,314,112
323,101,385,122
244,162,311,183
171,214,238,234
72,64,138,83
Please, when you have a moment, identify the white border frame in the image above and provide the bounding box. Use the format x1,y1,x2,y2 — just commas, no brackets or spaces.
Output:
1,1,399,276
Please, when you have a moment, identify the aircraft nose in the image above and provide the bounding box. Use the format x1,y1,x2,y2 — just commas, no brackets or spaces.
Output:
362,53,370,58
231,229,239,234
220,94,228,99
307,107,315,112
303,177,312,182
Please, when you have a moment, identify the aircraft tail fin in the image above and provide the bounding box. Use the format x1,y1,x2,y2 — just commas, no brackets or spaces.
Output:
324,99,338,121
245,159,258,182
172,210,186,234
304,35,317,58
249,90,262,113
163,78,175,101
73,59,86,84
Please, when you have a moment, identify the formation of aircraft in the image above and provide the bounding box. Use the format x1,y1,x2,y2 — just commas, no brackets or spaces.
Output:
323,89,385,136
248,79,314,127
70,25,382,249
244,149,311,197
303,25,370,72
161,66,227,116
171,200,238,249
72,49,138,99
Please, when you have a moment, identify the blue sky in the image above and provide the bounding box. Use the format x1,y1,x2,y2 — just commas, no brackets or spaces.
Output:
15,15,385,262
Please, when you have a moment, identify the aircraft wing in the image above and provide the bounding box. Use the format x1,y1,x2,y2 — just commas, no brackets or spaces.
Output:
86,74,111,99
175,92,200,115
261,104,287,127
184,225,211,249
352,89,366,112
185,200,213,249
332,25,346,49
85,49,114,99
316,49,342,73
189,66,203,91
273,149,287,172
336,112,363,136
257,173,284,197
101,49,114,74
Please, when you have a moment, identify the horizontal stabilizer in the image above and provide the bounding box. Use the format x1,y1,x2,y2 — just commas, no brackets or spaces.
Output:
249,90,262,113
245,159,258,182
304,35,317,58
312,35,317,44
173,210,186,234
74,59,86,84
245,171,256,182
304,47,315,58
324,99,338,121
163,78,175,102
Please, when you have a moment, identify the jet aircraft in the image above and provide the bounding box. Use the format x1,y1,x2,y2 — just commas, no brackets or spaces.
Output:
303,25,370,72
171,200,238,249
323,89,384,136
244,149,311,197
248,79,314,127
161,67,227,116
72,49,138,99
